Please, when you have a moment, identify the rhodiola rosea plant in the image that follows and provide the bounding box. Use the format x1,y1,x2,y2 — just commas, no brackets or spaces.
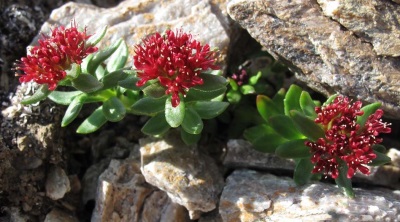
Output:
15,22,228,145
244,84,392,197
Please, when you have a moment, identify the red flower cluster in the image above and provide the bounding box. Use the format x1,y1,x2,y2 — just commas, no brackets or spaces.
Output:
133,30,218,107
16,23,97,90
305,96,391,179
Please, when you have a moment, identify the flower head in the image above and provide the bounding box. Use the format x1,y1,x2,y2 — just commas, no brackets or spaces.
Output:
15,22,97,90
305,96,391,179
231,69,248,86
133,29,219,107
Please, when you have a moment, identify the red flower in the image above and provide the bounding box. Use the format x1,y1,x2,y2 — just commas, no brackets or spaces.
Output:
305,96,391,179
133,29,219,107
16,22,97,90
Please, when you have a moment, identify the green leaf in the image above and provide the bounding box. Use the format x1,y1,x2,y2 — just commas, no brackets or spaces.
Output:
192,101,229,119
243,124,288,153
249,71,262,85
143,83,166,98
275,139,311,159
71,73,103,93
76,106,108,134
65,63,81,79
80,54,94,74
185,73,228,101
48,91,83,105
229,79,239,91
86,25,107,46
290,110,325,141
293,158,314,186
299,91,317,118
100,69,130,89
269,115,304,140
87,38,123,74
226,90,242,103
240,85,255,95
256,95,281,122
372,144,386,153
130,96,167,116
165,97,185,128
95,64,106,80
118,75,140,91
181,108,203,134
356,102,381,129
323,94,339,106
369,150,391,166
284,84,303,116
141,113,170,136
61,94,87,127
335,162,355,198
21,84,51,105
102,97,126,122
272,88,286,113
181,129,201,145
106,40,129,73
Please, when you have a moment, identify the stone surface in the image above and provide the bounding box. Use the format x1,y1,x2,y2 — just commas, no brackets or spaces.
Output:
219,169,400,222
91,146,189,222
45,166,71,200
318,0,400,56
36,0,232,67
227,0,400,118
223,139,295,171
44,208,79,222
140,132,224,219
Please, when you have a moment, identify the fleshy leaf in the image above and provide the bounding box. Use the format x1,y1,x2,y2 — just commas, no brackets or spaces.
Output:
181,108,203,134
118,75,140,91
185,73,228,101
275,139,311,159
103,97,126,122
86,25,107,46
192,101,229,119
243,124,288,153
284,84,303,116
299,91,317,118
272,88,286,113
48,91,83,105
372,144,386,153
71,73,103,93
130,96,167,116
249,71,262,85
256,95,281,122
100,69,130,89
356,102,381,130
290,110,325,141
21,84,51,105
240,85,255,95
165,96,185,128
66,63,81,79
87,38,123,74
181,129,201,145
269,115,304,140
61,94,87,127
80,53,94,74
369,150,391,166
323,94,338,106
106,40,129,73
293,158,314,186
95,63,106,80
335,162,355,198
76,106,108,134
141,113,170,136
142,83,166,98
229,79,239,91
226,90,242,104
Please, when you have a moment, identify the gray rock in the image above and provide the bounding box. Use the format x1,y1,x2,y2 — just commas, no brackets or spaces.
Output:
223,139,295,171
44,208,79,222
140,132,224,220
318,0,400,56
37,0,231,67
45,166,71,200
219,169,400,222
227,0,400,118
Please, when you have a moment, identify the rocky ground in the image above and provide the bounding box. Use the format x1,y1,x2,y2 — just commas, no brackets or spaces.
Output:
1,0,400,221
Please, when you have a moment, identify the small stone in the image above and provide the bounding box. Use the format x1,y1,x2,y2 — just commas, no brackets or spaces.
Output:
387,148,400,167
223,139,295,171
44,208,79,222
140,132,224,220
220,169,400,221
45,166,71,200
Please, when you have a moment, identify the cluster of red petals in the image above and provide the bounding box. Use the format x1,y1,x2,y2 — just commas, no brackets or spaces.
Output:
231,69,248,86
305,96,391,179
133,29,219,107
16,23,97,90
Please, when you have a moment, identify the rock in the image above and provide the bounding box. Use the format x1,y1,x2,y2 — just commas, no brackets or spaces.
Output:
36,0,232,67
317,0,400,57
81,158,111,205
227,0,400,118
91,145,189,222
45,166,71,200
44,208,79,222
140,132,224,220
219,169,400,222
223,139,295,171
388,148,400,167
